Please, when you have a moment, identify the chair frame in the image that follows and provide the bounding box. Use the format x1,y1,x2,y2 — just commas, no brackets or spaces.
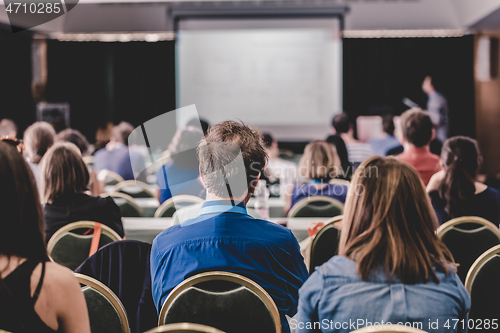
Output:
308,215,342,273
465,243,500,294
287,195,344,218
158,271,281,333
328,178,350,186
82,155,94,165
436,216,500,239
154,195,204,218
145,323,225,333
74,273,131,333
47,221,122,255
103,192,145,217
97,169,125,185
109,180,157,198
350,326,428,333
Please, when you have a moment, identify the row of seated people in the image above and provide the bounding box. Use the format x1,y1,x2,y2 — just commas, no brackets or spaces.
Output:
0,120,475,333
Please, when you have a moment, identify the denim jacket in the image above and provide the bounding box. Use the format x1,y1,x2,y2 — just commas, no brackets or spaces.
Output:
295,256,470,333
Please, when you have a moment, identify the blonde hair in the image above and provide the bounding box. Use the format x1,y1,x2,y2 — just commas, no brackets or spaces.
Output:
340,156,455,284
40,142,89,204
299,140,341,181
23,122,56,164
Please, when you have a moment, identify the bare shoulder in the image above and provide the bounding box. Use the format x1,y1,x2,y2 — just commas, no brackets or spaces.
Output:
43,262,81,291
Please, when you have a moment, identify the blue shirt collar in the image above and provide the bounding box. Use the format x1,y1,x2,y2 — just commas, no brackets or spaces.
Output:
198,200,247,216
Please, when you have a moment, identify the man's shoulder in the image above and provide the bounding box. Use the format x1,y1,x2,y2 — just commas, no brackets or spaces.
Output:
153,214,294,250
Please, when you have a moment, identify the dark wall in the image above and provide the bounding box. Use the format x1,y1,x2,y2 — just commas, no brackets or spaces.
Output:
45,40,177,143
0,26,34,135
343,35,475,138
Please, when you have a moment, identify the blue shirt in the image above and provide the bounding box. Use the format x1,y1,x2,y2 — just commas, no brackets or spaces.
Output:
368,135,402,156
291,183,348,209
94,144,136,180
156,162,205,203
296,256,470,333
150,200,309,333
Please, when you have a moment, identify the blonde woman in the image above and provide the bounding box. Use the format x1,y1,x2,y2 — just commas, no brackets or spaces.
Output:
40,142,124,242
23,122,56,189
296,157,470,333
284,140,348,213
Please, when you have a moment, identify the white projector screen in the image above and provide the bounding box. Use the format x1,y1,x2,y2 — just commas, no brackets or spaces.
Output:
176,18,342,140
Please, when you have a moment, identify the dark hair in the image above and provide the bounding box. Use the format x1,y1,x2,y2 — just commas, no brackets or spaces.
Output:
382,115,395,136
439,136,480,219
331,113,350,134
400,109,433,147
198,121,268,198
262,133,274,149
167,127,204,167
40,142,90,204
0,141,48,261
340,156,454,284
56,128,89,155
187,118,210,136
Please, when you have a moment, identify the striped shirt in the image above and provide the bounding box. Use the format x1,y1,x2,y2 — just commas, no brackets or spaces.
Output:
346,142,375,164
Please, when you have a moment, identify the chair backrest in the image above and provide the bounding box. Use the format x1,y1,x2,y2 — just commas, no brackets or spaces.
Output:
83,155,95,167
328,178,350,186
159,271,280,333
110,180,157,198
436,216,500,282
75,240,158,333
144,323,225,333
287,195,344,218
105,192,145,217
155,195,205,218
309,216,342,275
98,169,125,186
75,273,130,333
465,244,500,327
47,221,122,271
350,326,429,333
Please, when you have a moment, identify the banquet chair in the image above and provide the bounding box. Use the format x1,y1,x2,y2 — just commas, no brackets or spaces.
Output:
97,169,125,186
436,216,500,282
158,271,280,333
287,196,344,218
144,323,225,333
75,273,130,333
350,326,428,333
309,215,342,275
47,221,122,271
155,195,204,218
104,192,144,217
110,180,157,198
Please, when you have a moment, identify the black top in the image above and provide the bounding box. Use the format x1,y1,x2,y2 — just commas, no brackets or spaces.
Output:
0,260,57,333
429,187,500,226
44,192,125,242
325,134,351,178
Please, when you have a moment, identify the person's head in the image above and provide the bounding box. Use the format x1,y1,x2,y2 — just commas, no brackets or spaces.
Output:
95,122,114,144
187,118,210,136
422,75,435,95
23,121,56,164
439,136,481,219
299,140,341,182
400,109,434,148
40,142,89,204
167,126,204,167
56,128,89,156
0,119,17,139
198,121,268,201
382,115,395,136
111,122,134,146
0,141,48,261
340,156,454,284
331,113,351,135
262,133,279,159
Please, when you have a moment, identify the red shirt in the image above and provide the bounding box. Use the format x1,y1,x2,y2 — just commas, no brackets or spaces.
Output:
396,146,441,185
